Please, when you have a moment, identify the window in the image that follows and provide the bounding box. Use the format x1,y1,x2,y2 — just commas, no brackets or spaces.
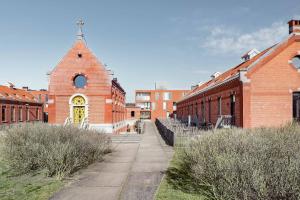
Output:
163,92,171,101
155,92,160,100
230,95,236,125
38,94,42,102
26,107,29,121
11,106,15,122
201,101,205,122
73,74,87,88
2,106,6,122
208,98,212,123
78,53,82,58
19,107,23,121
292,56,300,68
131,111,135,117
152,102,156,111
163,102,167,110
45,94,49,102
173,102,177,111
218,97,222,115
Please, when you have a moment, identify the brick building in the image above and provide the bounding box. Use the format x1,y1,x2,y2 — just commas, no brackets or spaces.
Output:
0,84,43,126
48,20,126,133
125,103,141,131
135,89,189,121
177,20,300,128
26,88,49,122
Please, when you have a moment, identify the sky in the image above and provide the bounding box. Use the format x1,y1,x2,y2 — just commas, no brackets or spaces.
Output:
0,0,299,102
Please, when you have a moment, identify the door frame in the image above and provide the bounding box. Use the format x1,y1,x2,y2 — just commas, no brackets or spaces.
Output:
69,93,89,123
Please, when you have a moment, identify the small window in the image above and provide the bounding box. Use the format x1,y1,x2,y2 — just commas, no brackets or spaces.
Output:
163,102,167,110
292,56,300,68
2,106,6,122
155,92,160,100
78,53,82,58
152,102,156,111
131,111,135,117
11,106,15,122
73,74,87,88
19,107,23,121
26,107,29,121
218,97,222,115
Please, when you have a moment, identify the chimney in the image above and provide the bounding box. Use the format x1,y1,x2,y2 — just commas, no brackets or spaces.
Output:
288,19,300,34
22,86,29,91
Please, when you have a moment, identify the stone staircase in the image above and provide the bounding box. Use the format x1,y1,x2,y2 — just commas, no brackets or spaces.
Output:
110,133,141,143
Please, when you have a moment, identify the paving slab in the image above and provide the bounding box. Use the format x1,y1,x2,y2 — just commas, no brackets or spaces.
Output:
119,122,174,200
51,122,173,200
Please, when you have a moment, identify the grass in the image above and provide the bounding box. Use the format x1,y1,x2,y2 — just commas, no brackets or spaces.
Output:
155,153,206,200
0,123,111,199
0,139,64,200
156,176,205,200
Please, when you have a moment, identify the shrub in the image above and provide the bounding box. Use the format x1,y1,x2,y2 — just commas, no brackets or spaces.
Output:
1,123,111,179
167,123,300,200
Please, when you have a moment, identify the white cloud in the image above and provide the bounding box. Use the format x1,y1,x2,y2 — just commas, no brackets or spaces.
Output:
200,21,288,55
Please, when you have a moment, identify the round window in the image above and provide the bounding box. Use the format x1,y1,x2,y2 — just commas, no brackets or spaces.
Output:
73,75,87,88
292,56,300,69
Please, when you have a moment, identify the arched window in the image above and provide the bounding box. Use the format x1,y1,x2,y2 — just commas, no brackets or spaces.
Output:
73,74,87,88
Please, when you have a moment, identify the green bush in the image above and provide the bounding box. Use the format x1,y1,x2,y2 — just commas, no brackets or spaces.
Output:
1,123,111,179
167,123,300,200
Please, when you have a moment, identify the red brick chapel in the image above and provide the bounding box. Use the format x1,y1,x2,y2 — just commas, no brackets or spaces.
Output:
48,20,126,133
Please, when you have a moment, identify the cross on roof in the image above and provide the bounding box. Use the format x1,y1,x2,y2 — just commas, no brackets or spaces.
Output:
76,19,84,40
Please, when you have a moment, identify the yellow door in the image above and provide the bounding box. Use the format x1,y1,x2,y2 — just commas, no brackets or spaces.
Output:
72,96,86,124
73,106,85,124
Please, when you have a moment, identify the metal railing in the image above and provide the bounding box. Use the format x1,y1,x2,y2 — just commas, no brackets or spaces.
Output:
155,118,206,148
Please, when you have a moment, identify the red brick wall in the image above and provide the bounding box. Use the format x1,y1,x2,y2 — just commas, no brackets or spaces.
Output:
177,79,242,127
247,39,300,127
0,101,43,125
126,106,141,120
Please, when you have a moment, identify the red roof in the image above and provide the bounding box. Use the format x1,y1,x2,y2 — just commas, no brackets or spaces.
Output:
181,45,276,102
0,85,39,103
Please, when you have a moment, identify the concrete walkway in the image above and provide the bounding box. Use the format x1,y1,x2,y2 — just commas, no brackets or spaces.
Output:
51,121,173,200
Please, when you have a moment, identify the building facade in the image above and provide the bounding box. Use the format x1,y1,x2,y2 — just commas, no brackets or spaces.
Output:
0,85,43,126
26,88,49,122
125,103,141,131
177,20,300,128
48,21,126,133
135,89,189,121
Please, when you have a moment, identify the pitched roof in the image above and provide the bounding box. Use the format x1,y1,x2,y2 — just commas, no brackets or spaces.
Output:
179,45,276,102
0,85,39,103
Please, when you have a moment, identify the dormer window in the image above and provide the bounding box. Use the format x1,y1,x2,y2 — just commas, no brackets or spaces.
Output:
241,49,260,61
292,56,300,69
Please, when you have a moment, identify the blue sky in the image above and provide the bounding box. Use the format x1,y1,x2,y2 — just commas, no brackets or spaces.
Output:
0,0,299,101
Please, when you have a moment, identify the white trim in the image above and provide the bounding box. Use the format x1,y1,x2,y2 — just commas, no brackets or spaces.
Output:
69,93,89,122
